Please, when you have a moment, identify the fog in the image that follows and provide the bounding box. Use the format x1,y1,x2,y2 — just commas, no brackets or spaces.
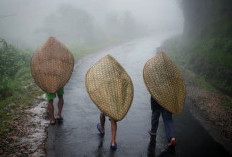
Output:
0,0,183,49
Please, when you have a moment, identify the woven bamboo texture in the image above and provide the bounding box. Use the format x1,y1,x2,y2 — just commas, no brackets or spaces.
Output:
85,55,134,121
31,37,74,93
143,52,186,114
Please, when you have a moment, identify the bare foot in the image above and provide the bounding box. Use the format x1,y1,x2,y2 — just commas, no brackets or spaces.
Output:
50,119,56,125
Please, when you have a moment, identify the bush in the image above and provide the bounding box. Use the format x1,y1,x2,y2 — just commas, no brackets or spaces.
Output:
0,39,32,99
163,36,232,95
15,67,31,82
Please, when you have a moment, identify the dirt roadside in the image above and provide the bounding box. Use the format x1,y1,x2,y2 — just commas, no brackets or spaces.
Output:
0,96,49,157
184,72,232,154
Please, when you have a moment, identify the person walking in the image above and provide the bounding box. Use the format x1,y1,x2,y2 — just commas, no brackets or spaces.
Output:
97,113,117,149
149,96,177,149
31,37,74,125
143,52,186,151
85,55,134,151
46,88,64,125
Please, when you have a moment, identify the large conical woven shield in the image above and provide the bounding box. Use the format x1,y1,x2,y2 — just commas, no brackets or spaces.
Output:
85,55,134,121
31,37,74,93
143,52,186,114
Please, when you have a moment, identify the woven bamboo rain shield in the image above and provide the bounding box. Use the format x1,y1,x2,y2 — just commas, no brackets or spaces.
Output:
143,52,186,114
31,37,74,93
85,55,134,121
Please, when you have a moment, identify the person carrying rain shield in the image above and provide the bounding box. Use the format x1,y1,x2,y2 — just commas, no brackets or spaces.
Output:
143,51,186,150
85,54,134,150
31,37,74,125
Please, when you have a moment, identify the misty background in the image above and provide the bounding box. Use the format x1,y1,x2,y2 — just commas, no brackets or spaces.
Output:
1,1,232,156
0,0,183,49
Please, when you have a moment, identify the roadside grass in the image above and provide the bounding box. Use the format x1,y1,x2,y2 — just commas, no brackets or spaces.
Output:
0,67,43,136
183,69,218,93
192,38,232,69
222,97,232,109
163,35,232,96
164,37,232,69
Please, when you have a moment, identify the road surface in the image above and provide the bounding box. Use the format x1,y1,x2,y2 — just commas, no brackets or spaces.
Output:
46,33,232,157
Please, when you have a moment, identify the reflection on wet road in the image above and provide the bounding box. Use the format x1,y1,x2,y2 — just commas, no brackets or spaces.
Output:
46,33,232,157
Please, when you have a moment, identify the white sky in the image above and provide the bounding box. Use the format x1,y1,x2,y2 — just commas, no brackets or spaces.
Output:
0,0,183,47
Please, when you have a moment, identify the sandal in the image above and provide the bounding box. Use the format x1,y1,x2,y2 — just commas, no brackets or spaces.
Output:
110,143,117,150
56,116,63,121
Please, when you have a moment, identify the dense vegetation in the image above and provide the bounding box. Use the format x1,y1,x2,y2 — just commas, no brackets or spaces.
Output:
0,39,41,134
163,36,232,95
0,39,32,99
163,0,232,108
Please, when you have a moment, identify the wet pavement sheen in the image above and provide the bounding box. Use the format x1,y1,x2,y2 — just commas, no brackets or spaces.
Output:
46,33,232,157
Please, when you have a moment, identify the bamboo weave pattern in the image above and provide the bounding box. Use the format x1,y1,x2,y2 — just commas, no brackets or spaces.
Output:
31,37,74,93
85,55,134,121
143,52,186,114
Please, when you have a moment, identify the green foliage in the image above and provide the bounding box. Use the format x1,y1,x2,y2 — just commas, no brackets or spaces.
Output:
204,16,232,39
0,39,31,78
165,36,232,69
15,67,32,83
222,97,232,109
199,38,232,69
163,35,232,95
0,39,32,99
185,70,218,92
0,39,38,135
0,84,43,134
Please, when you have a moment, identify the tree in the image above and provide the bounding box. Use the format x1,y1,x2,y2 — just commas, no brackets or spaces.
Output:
41,5,96,45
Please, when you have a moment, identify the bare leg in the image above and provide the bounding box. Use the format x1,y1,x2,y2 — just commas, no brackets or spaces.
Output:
57,96,64,118
111,120,117,146
48,100,56,124
100,113,105,133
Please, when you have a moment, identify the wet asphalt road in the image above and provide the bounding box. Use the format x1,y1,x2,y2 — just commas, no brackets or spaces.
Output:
46,33,232,157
